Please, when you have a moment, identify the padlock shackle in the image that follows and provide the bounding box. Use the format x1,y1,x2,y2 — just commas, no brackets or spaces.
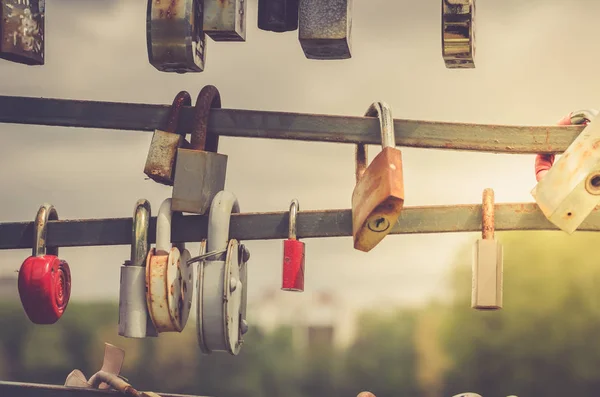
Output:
355,144,368,183
207,191,240,253
156,198,179,254
33,203,59,257
364,101,395,149
482,188,495,240
130,199,151,267
288,199,300,240
164,91,192,133
190,85,222,152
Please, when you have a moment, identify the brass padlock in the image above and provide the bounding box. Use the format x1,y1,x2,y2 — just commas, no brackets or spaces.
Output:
172,85,227,214
351,102,404,252
442,0,475,69
144,91,191,186
298,0,352,60
531,109,600,234
0,0,44,65
203,0,247,41
146,0,207,73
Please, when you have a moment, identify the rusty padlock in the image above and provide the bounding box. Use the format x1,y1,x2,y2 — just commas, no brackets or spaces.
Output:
442,0,476,68
282,199,305,292
351,102,404,252
172,85,227,214
18,203,71,324
203,0,247,41
0,0,45,65
144,91,191,186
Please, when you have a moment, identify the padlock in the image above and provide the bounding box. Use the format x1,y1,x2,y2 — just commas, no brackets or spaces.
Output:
351,102,404,252
197,190,249,355
146,0,207,73
472,188,502,311
0,0,44,65
145,198,194,333
118,199,158,339
18,203,71,325
531,109,600,234
203,0,247,41
298,0,352,60
258,0,299,33
282,199,305,292
172,85,227,214
452,394,482,397
144,91,191,186
442,0,475,69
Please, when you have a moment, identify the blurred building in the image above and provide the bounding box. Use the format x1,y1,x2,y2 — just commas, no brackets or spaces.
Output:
249,289,357,350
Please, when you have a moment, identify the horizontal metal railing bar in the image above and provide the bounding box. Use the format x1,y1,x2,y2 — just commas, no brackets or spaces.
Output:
0,203,595,250
0,95,581,154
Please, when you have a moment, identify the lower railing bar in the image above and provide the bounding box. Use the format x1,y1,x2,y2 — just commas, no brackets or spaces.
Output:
0,203,594,250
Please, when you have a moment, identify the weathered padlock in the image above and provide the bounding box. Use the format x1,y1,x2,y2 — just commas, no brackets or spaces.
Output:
282,199,305,292
197,190,249,355
203,0,247,41
0,0,44,65
118,199,158,339
146,0,207,73
298,0,352,60
172,85,227,214
351,102,404,252
442,0,475,68
472,188,503,311
258,0,299,33
18,203,71,324
144,91,191,186
531,109,600,234
145,198,194,333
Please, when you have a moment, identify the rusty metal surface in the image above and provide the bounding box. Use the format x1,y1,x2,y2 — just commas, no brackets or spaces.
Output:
146,0,206,73
203,0,247,41
481,188,494,239
0,95,586,154
0,0,44,65
0,381,211,397
5,203,600,250
442,0,475,68
298,0,352,59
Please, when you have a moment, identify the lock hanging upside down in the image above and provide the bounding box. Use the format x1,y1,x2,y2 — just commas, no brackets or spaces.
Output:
298,0,353,60
197,190,249,355
258,0,299,33
203,0,247,42
442,0,476,69
0,0,45,65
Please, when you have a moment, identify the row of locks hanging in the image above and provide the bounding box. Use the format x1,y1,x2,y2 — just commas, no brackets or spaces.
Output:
0,0,476,69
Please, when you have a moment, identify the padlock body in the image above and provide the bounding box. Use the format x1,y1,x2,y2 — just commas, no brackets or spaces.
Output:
472,239,503,310
203,0,247,42
282,239,305,292
0,0,44,65
147,0,207,73
258,0,299,33
298,0,352,60
119,265,158,338
172,148,228,214
144,129,187,186
18,255,71,324
531,117,600,234
442,0,475,68
352,147,404,252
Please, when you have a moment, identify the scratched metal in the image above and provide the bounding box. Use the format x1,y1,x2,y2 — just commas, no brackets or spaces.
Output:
298,0,352,60
442,0,475,68
203,0,246,41
0,0,44,65
146,0,206,73
3,203,600,250
0,95,583,154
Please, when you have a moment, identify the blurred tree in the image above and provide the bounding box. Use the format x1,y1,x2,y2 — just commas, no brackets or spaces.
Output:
441,231,600,397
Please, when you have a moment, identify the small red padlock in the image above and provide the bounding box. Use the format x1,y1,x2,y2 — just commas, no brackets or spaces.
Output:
18,203,71,325
282,199,305,292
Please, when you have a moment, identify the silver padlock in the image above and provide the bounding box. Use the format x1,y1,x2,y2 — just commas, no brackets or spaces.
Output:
197,190,249,355
146,0,207,73
442,0,476,69
203,0,247,41
118,199,159,338
145,198,194,333
531,109,600,234
172,85,227,215
298,0,353,60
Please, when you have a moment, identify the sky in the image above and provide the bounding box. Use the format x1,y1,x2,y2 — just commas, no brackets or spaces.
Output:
0,0,599,311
